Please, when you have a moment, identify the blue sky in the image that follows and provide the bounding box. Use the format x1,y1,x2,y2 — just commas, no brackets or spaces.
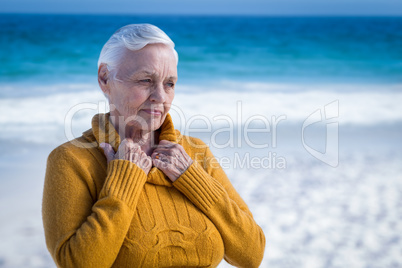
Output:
1,0,402,15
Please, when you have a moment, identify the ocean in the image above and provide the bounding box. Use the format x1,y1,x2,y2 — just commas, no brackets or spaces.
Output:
0,14,402,268
1,15,402,87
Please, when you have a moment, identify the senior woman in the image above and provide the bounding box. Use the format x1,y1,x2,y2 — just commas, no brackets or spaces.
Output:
42,24,265,268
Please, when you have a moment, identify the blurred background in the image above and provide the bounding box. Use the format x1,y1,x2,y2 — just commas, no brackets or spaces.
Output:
0,0,402,267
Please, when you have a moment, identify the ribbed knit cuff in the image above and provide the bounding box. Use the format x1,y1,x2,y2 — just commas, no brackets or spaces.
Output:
99,160,147,211
173,161,226,213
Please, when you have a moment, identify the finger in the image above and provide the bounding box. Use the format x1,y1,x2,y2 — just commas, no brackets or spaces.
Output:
119,139,129,148
128,142,141,160
152,152,164,161
119,139,140,160
152,149,168,158
152,157,162,169
100,143,115,162
152,157,169,171
145,156,153,169
153,147,178,157
153,153,173,165
130,148,141,163
126,139,141,150
119,138,139,151
116,139,128,159
157,140,175,148
141,155,152,170
152,158,181,182
138,151,148,166
157,142,184,154
140,151,147,159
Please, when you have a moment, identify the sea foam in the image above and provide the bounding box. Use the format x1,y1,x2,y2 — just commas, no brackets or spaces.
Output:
1,82,401,144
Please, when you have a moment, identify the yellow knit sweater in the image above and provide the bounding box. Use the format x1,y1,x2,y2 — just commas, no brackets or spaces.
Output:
42,113,265,268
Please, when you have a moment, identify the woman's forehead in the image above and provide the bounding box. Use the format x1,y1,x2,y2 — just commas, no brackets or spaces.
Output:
123,44,175,62
117,47,177,78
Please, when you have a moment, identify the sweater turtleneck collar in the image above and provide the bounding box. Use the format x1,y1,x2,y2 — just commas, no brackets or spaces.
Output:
88,112,178,187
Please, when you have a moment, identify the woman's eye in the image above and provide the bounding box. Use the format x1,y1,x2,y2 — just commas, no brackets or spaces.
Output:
140,79,151,83
166,82,175,88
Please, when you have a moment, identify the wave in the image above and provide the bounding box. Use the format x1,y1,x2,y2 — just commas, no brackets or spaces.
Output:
1,82,401,144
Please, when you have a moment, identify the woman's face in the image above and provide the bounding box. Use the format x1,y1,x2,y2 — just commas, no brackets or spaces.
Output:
99,44,177,133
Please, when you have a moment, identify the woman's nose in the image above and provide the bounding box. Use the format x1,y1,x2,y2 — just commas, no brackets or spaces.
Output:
150,83,166,103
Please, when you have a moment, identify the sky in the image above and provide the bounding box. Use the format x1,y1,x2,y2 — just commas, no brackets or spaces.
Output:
1,0,402,15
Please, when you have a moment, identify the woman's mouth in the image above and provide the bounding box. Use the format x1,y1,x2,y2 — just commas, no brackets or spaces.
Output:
142,109,163,116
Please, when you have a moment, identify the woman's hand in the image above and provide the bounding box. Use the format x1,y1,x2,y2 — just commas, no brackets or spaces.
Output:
151,140,193,182
100,139,152,174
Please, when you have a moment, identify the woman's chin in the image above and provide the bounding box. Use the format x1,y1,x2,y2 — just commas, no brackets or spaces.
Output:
129,118,163,133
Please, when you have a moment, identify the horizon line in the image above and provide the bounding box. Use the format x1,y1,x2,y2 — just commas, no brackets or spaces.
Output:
1,12,402,17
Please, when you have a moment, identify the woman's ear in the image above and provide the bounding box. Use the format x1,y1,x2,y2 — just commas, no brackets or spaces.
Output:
98,64,110,95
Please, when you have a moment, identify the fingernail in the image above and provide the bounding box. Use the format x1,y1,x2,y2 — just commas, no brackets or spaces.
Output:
99,143,105,148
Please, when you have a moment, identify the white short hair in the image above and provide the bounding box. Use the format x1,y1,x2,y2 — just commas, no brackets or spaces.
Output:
97,24,178,71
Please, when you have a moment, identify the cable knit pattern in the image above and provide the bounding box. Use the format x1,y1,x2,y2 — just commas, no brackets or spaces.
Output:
42,113,265,268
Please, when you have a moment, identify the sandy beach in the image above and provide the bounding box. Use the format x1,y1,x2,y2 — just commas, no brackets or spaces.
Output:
1,92,401,267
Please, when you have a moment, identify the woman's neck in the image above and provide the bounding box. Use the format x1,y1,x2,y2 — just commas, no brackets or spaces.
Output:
109,114,159,156
125,127,160,156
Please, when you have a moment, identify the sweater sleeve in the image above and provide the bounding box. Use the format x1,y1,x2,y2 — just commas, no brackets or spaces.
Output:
42,146,147,268
172,145,266,268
